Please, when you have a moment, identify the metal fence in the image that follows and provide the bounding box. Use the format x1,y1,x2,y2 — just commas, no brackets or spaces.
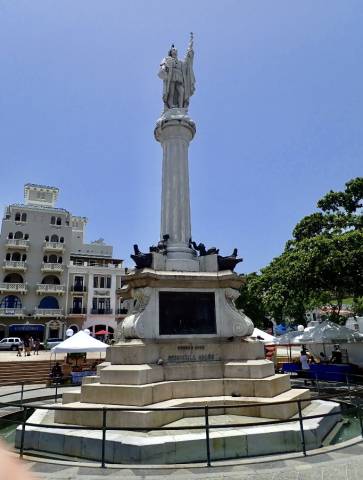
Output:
0,375,362,468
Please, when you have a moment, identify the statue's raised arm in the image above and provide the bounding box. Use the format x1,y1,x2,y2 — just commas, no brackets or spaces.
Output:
158,33,196,111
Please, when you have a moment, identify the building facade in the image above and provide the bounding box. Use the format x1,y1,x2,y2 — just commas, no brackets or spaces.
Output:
0,184,126,341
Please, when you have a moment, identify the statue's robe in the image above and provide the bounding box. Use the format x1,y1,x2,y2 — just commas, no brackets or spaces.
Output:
158,51,195,109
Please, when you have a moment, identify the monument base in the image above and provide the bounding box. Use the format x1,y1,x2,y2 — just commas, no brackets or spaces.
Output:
17,400,341,464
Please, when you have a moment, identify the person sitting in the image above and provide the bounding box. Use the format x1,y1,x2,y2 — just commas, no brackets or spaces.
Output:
330,345,342,364
50,362,63,383
319,351,327,363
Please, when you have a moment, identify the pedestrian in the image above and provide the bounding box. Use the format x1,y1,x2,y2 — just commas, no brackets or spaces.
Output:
300,348,311,386
34,338,40,355
29,336,34,355
16,341,23,357
23,337,30,357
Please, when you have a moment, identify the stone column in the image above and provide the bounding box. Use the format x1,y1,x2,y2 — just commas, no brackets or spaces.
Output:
155,109,196,268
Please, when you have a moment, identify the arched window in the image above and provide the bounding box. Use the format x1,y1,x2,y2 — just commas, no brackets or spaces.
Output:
42,275,60,285
8,233,13,239
11,252,21,261
21,254,27,262
50,216,56,225
0,295,22,309
5,253,10,261
58,256,62,264
43,255,48,263
21,213,27,222
51,234,59,242
14,231,23,239
45,235,49,242
39,296,59,309
49,254,58,263
24,233,29,240
56,217,62,226
15,213,21,222
60,237,64,243
4,273,23,283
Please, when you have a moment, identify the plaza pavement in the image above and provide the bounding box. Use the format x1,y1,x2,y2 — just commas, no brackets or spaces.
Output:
24,439,363,479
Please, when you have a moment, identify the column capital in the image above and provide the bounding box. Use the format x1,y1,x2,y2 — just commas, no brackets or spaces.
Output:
154,108,196,142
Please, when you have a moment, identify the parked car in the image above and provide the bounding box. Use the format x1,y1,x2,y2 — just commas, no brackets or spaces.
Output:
44,338,63,349
0,337,23,351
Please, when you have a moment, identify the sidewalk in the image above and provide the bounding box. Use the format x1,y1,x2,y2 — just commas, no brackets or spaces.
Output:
26,439,363,479
0,351,106,362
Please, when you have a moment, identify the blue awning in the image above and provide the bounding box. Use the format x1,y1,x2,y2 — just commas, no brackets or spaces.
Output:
9,324,45,334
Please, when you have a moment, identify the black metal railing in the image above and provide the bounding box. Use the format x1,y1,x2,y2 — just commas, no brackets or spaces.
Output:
1,372,363,468
91,308,113,314
116,308,128,314
68,307,87,314
71,285,87,292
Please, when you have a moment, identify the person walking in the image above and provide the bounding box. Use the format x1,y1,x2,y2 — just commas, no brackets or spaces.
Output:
23,337,30,357
300,348,311,386
16,340,23,357
33,338,40,355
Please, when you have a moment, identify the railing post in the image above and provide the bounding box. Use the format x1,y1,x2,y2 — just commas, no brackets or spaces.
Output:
19,406,28,459
346,374,352,403
101,408,107,468
297,400,307,456
55,378,59,403
315,373,320,397
357,405,363,438
20,382,24,406
204,405,211,467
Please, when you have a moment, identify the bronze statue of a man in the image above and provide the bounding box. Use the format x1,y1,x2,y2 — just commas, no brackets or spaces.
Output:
158,33,195,111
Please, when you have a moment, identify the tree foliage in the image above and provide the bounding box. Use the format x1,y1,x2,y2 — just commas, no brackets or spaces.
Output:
238,178,363,325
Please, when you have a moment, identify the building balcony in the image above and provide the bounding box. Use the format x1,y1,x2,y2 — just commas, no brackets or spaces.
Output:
43,241,65,253
0,308,25,318
34,308,64,319
70,285,87,294
0,282,28,294
68,308,87,316
41,263,64,273
91,308,113,315
3,260,27,272
36,284,65,295
6,239,30,250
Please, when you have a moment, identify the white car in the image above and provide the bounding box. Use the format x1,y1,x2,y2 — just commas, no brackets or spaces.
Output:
0,337,23,351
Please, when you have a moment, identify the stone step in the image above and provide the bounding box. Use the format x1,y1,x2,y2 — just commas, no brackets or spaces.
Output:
80,375,291,406
55,388,311,429
99,359,275,385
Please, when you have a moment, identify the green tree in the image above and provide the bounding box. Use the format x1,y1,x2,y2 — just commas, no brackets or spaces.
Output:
238,178,363,325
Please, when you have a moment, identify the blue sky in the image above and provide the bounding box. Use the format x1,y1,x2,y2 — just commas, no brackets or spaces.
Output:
0,1,362,273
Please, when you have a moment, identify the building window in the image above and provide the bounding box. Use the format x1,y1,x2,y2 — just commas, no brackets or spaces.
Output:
56,217,62,225
24,233,29,240
8,233,13,239
11,252,21,261
42,275,60,285
14,231,23,239
92,297,111,313
4,273,23,283
5,254,10,261
39,296,59,309
21,213,27,222
21,254,26,262
60,237,64,243
93,275,111,288
45,235,49,242
0,295,22,309
50,216,56,225
51,234,59,242
15,213,21,221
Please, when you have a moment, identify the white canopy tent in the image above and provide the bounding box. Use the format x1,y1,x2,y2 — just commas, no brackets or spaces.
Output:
251,327,277,343
51,330,109,353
